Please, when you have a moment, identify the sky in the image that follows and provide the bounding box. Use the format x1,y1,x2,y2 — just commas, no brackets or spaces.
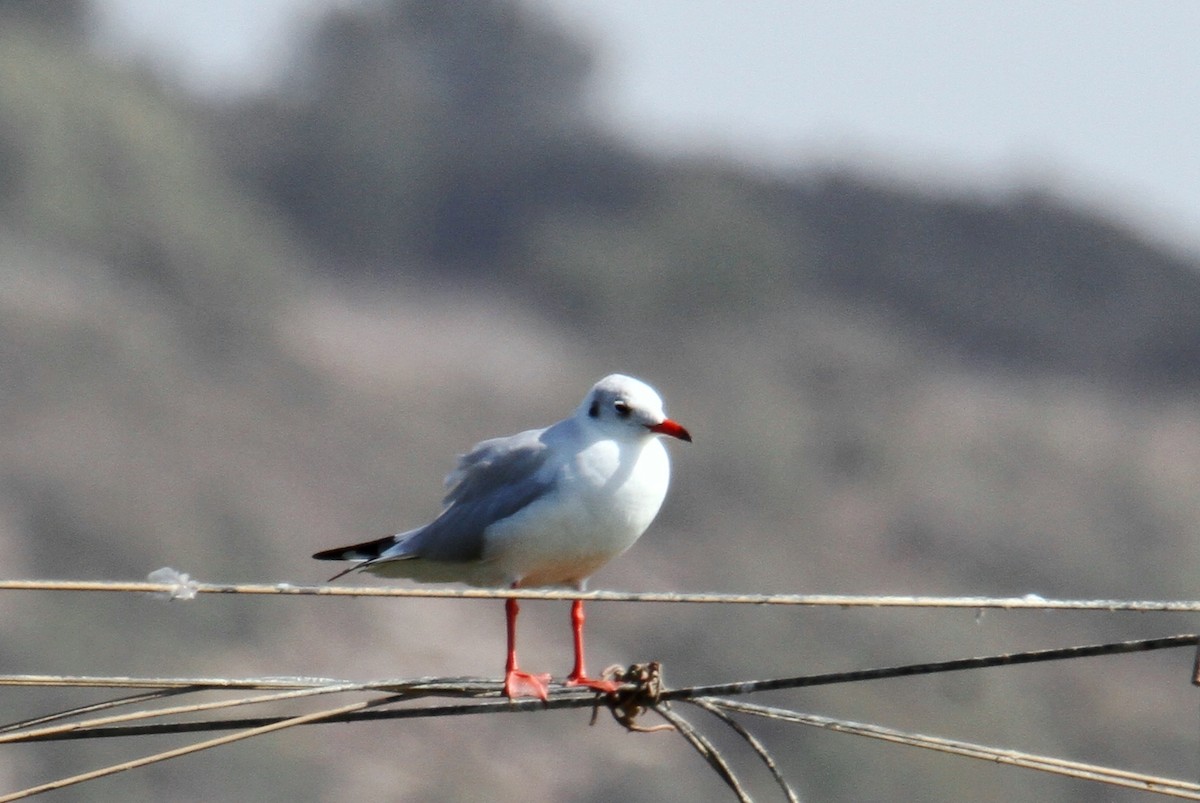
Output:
94,0,1200,255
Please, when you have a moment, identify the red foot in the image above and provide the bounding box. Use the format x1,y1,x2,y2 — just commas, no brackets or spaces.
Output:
504,669,552,701
565,674,622,694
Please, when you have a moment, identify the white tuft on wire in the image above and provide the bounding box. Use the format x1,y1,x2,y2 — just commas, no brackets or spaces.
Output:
145,568,199,601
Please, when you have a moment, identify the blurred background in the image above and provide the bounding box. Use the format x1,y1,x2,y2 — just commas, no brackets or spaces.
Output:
3,1,1200,800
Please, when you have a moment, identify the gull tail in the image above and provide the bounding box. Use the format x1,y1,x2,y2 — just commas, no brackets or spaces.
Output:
313,533,405,581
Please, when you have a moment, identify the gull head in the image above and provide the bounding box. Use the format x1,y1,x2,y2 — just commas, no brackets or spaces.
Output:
577,374,691,443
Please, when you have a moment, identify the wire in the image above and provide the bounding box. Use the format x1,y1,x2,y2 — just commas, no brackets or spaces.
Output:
709,699,1200,800
652,703,752,802
6,578,1200,799
0,697,394,802
4,578,1200,610
6,634,1195,741
689,698,802,803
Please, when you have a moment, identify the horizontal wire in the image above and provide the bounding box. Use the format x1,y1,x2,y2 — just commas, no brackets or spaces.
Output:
4,578,1200,610
3,633,1191,695
0,675,459,691
7,633,1194,742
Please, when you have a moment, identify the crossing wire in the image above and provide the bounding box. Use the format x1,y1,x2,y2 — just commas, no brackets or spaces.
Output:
4,577,1200,799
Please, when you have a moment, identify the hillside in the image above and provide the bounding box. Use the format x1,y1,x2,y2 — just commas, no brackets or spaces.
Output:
3,3,1200,801
214,0,1200,391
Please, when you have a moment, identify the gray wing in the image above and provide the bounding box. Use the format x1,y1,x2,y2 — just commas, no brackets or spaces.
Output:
400,427,557,562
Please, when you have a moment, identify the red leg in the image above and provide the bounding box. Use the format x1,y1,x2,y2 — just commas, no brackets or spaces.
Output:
503,596,550,700
564,599,621,694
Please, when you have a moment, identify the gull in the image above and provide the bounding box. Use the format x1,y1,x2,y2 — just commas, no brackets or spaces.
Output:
313,374,691,700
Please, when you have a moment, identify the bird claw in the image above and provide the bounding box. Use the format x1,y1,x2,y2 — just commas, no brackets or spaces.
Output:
504,669,552,701
565,675,623,694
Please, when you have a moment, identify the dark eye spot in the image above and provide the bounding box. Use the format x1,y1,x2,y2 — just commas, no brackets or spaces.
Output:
588,399,600,418
613,400,632,418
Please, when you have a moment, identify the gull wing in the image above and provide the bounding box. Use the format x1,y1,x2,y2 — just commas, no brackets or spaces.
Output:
400,426,558,562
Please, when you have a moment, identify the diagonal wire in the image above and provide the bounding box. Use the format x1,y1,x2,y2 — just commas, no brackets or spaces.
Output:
688,698,801,803
651,703,752,803
0,687,198,733
657,634,1200,700
705,698,1200,800
0,677,508,742
0,683,398,746
0,695,401,802
0,691,597,743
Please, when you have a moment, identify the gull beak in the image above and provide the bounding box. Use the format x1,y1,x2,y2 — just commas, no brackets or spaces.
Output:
648,418,692,442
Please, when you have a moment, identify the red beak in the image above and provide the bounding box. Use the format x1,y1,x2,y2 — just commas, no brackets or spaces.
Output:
648,418,692,442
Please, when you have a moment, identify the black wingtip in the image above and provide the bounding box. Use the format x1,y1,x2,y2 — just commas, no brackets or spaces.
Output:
312,546,350,561
313,533,399,562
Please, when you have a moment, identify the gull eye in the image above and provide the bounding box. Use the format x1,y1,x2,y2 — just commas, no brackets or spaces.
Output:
613,400,632,419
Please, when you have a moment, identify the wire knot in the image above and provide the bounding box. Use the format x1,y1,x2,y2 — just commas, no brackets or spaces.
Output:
590,661,674,733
